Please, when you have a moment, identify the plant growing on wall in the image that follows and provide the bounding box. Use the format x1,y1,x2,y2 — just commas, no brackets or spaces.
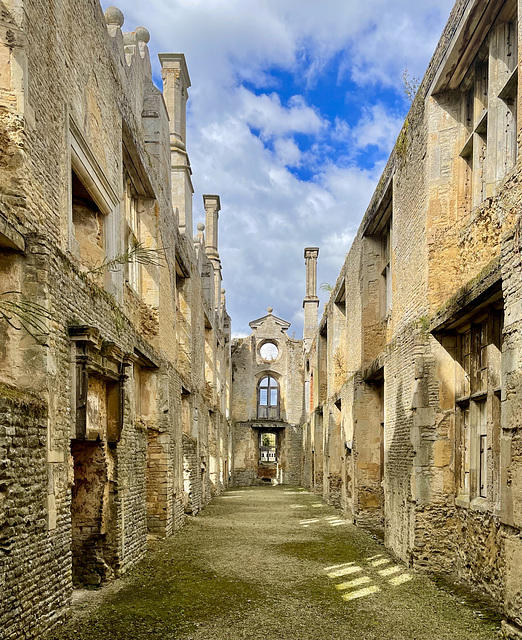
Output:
87,239,166,277
0,291,53,344
333,347,346,386
402,68,420,105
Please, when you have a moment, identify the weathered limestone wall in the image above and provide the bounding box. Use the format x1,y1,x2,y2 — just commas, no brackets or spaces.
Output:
303,1,522,636
0,1,232,639
231,311,304,485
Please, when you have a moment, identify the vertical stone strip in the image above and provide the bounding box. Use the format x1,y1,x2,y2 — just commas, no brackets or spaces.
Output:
303,247,320,347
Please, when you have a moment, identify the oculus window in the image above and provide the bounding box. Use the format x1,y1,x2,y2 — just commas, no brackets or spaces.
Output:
260,341,279,362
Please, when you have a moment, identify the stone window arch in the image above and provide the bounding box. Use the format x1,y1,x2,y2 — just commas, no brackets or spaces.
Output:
257,375,279,419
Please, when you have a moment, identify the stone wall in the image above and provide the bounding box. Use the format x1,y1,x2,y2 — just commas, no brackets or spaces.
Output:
0,1,232,638
0,387,71,640
231,310,304,486
303,1,522,636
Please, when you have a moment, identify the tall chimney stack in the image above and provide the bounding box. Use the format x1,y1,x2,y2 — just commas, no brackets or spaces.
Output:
159,53,194,236
203,194,222,311
303,247,319,346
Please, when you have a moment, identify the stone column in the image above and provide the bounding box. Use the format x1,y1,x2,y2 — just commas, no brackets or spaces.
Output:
303,247,320,346
203,194,222,311
159,53,194,236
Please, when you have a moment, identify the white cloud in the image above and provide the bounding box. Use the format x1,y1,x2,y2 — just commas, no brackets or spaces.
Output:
101,0,456,336
353,104,404,153
237,90,326,139
273,138,302,168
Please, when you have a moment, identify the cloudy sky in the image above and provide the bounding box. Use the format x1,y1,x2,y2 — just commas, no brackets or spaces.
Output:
103,0,455,337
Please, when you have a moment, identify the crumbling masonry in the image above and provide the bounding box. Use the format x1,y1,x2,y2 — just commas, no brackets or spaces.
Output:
0,2,231,639
301,1,522,638
2,0,522,639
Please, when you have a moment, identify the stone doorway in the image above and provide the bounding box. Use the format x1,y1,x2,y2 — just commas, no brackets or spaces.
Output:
70,440,117,587
257,431,278,482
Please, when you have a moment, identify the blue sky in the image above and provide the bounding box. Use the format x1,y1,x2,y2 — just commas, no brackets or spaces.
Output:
102,0,455,337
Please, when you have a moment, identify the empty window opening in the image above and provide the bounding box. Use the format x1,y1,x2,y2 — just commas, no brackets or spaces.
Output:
181,388,192,436
260,432,277,462
445,292,504,504
458,11,518,209
257,376,279,419
381,219,392,316
124,178,140,293
71,169,105,272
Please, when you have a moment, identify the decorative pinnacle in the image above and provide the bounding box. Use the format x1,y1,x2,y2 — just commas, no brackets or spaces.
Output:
267,307,273,314
135,26,150,44
197,223,205,231
105,6,124,27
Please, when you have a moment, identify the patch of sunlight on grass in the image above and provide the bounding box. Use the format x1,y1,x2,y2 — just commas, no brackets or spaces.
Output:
370,558,391,567
335,576,372,590
366,554,384,560
311,503,324,507
325,516,339,520
300,519,319,524
329,521,346,527
327,565,363,579
290,504,306,509
378,565,402,577
324,562,355,571
389,573,412,586
342,585,380,601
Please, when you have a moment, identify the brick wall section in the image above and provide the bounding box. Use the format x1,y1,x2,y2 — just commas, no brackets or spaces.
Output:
0,387,71,640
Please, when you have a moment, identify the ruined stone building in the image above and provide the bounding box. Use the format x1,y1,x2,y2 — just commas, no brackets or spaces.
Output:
301,0,522,637
0,2,231,639
2,0,522,639
230,309,304,486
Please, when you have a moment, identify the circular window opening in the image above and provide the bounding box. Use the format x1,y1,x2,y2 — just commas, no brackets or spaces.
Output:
260,341,279,362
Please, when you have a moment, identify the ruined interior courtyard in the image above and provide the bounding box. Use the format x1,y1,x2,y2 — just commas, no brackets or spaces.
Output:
1,0,522,639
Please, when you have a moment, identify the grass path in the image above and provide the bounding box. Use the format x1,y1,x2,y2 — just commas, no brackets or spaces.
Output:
49,486,500,640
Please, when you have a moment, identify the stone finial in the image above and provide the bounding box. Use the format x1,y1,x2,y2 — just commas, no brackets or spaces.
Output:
268,307,273,314
159,53,192,147
197,223,205,231
221,289,226,294
135,26,150,43
123,31,137,46
105,6,124,27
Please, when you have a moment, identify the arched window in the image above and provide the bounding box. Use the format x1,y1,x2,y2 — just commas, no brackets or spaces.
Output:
257,376,279,419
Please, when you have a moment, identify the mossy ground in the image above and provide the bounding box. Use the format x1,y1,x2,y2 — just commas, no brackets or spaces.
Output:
48,486,500,640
